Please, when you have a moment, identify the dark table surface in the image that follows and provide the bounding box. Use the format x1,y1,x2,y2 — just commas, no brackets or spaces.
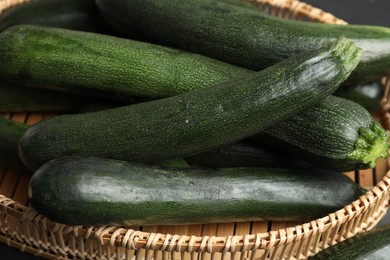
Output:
1,0,390,259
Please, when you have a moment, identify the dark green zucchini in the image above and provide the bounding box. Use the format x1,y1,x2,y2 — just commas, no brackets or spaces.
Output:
158,158,190,168
334,80,384,112
0,113,184,172
0,78,120,112
0,116,30,173
96,0,390,85
185,141,311,168
28,156,366,226
251,95,390,172
309,224,390,259
0,25,249,100
0,0,113,33
18,37,361,170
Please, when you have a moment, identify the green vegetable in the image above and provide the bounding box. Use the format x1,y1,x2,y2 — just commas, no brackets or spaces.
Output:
0,116,30,173
251,96,390,172
185,141,311,168
18,37,361,170
0,78,120,112
158,158,190,168
28,156,366,226
334,80,384,112
96,0,390,85
310,224,390,259
0,24,249,100
0,0,112,33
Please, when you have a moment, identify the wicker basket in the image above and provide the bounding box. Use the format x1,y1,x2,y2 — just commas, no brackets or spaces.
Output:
0,0,389,259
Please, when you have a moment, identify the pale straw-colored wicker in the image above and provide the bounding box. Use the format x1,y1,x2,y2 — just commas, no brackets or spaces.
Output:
0,0,389,259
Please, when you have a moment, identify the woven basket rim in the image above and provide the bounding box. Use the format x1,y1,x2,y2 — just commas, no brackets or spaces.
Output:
0,170,389,252
0,0,389,258
250,0,348,24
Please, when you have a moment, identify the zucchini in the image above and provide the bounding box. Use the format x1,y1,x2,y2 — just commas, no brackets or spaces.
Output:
158,158,190,168
251,95,390,172
18,37,361,170
334,80,384,112
309,224,390,259
96,0,390,85
185,141,311,168
0,116,30,173
0,78,120,112
0,0,112,33
0,25,249,100
28,156,366,226
0,114,184,172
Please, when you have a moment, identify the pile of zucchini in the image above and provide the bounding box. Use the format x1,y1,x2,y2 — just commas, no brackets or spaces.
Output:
0,0,389,227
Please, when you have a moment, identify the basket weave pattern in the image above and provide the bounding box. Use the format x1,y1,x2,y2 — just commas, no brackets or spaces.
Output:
0,0,389,259
250,0,347,24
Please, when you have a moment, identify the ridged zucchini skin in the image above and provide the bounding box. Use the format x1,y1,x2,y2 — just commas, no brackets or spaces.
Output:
18,38,361,170
334,81,384,112
0,0,112,33
0,116,30,173
96,0,390,85
28,156,366,226
309,224,390,260
0,25,249,100
251,96,390,172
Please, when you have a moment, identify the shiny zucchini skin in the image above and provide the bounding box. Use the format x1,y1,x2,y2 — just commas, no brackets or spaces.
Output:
310,224,390,260
28,156,366,226
334,80,384,112
0,0,112,33
96,0,390,85
0,116,30,173
18,37,361,170
251,96,390,172
0,25,249,100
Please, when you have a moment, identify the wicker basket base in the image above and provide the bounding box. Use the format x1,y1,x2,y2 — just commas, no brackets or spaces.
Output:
0,113,389,260
0,0,390,259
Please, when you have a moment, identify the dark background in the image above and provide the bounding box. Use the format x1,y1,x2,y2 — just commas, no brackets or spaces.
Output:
1,0,390,259
304,0,390,26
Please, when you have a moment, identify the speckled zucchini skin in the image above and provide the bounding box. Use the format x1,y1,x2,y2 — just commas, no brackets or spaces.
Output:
96,0,390,85
28,156,366,226
252,96,390,172
0,25,249,100
0,0,111,33
18,38,361,170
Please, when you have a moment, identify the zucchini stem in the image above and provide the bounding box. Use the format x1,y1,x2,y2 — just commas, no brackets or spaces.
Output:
348,121,390,168
330,37,362,77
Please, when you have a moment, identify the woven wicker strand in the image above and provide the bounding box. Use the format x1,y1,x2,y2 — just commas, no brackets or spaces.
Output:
0,0,390,259
0,0,29,14
251,0,347,24
0,171,389,259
